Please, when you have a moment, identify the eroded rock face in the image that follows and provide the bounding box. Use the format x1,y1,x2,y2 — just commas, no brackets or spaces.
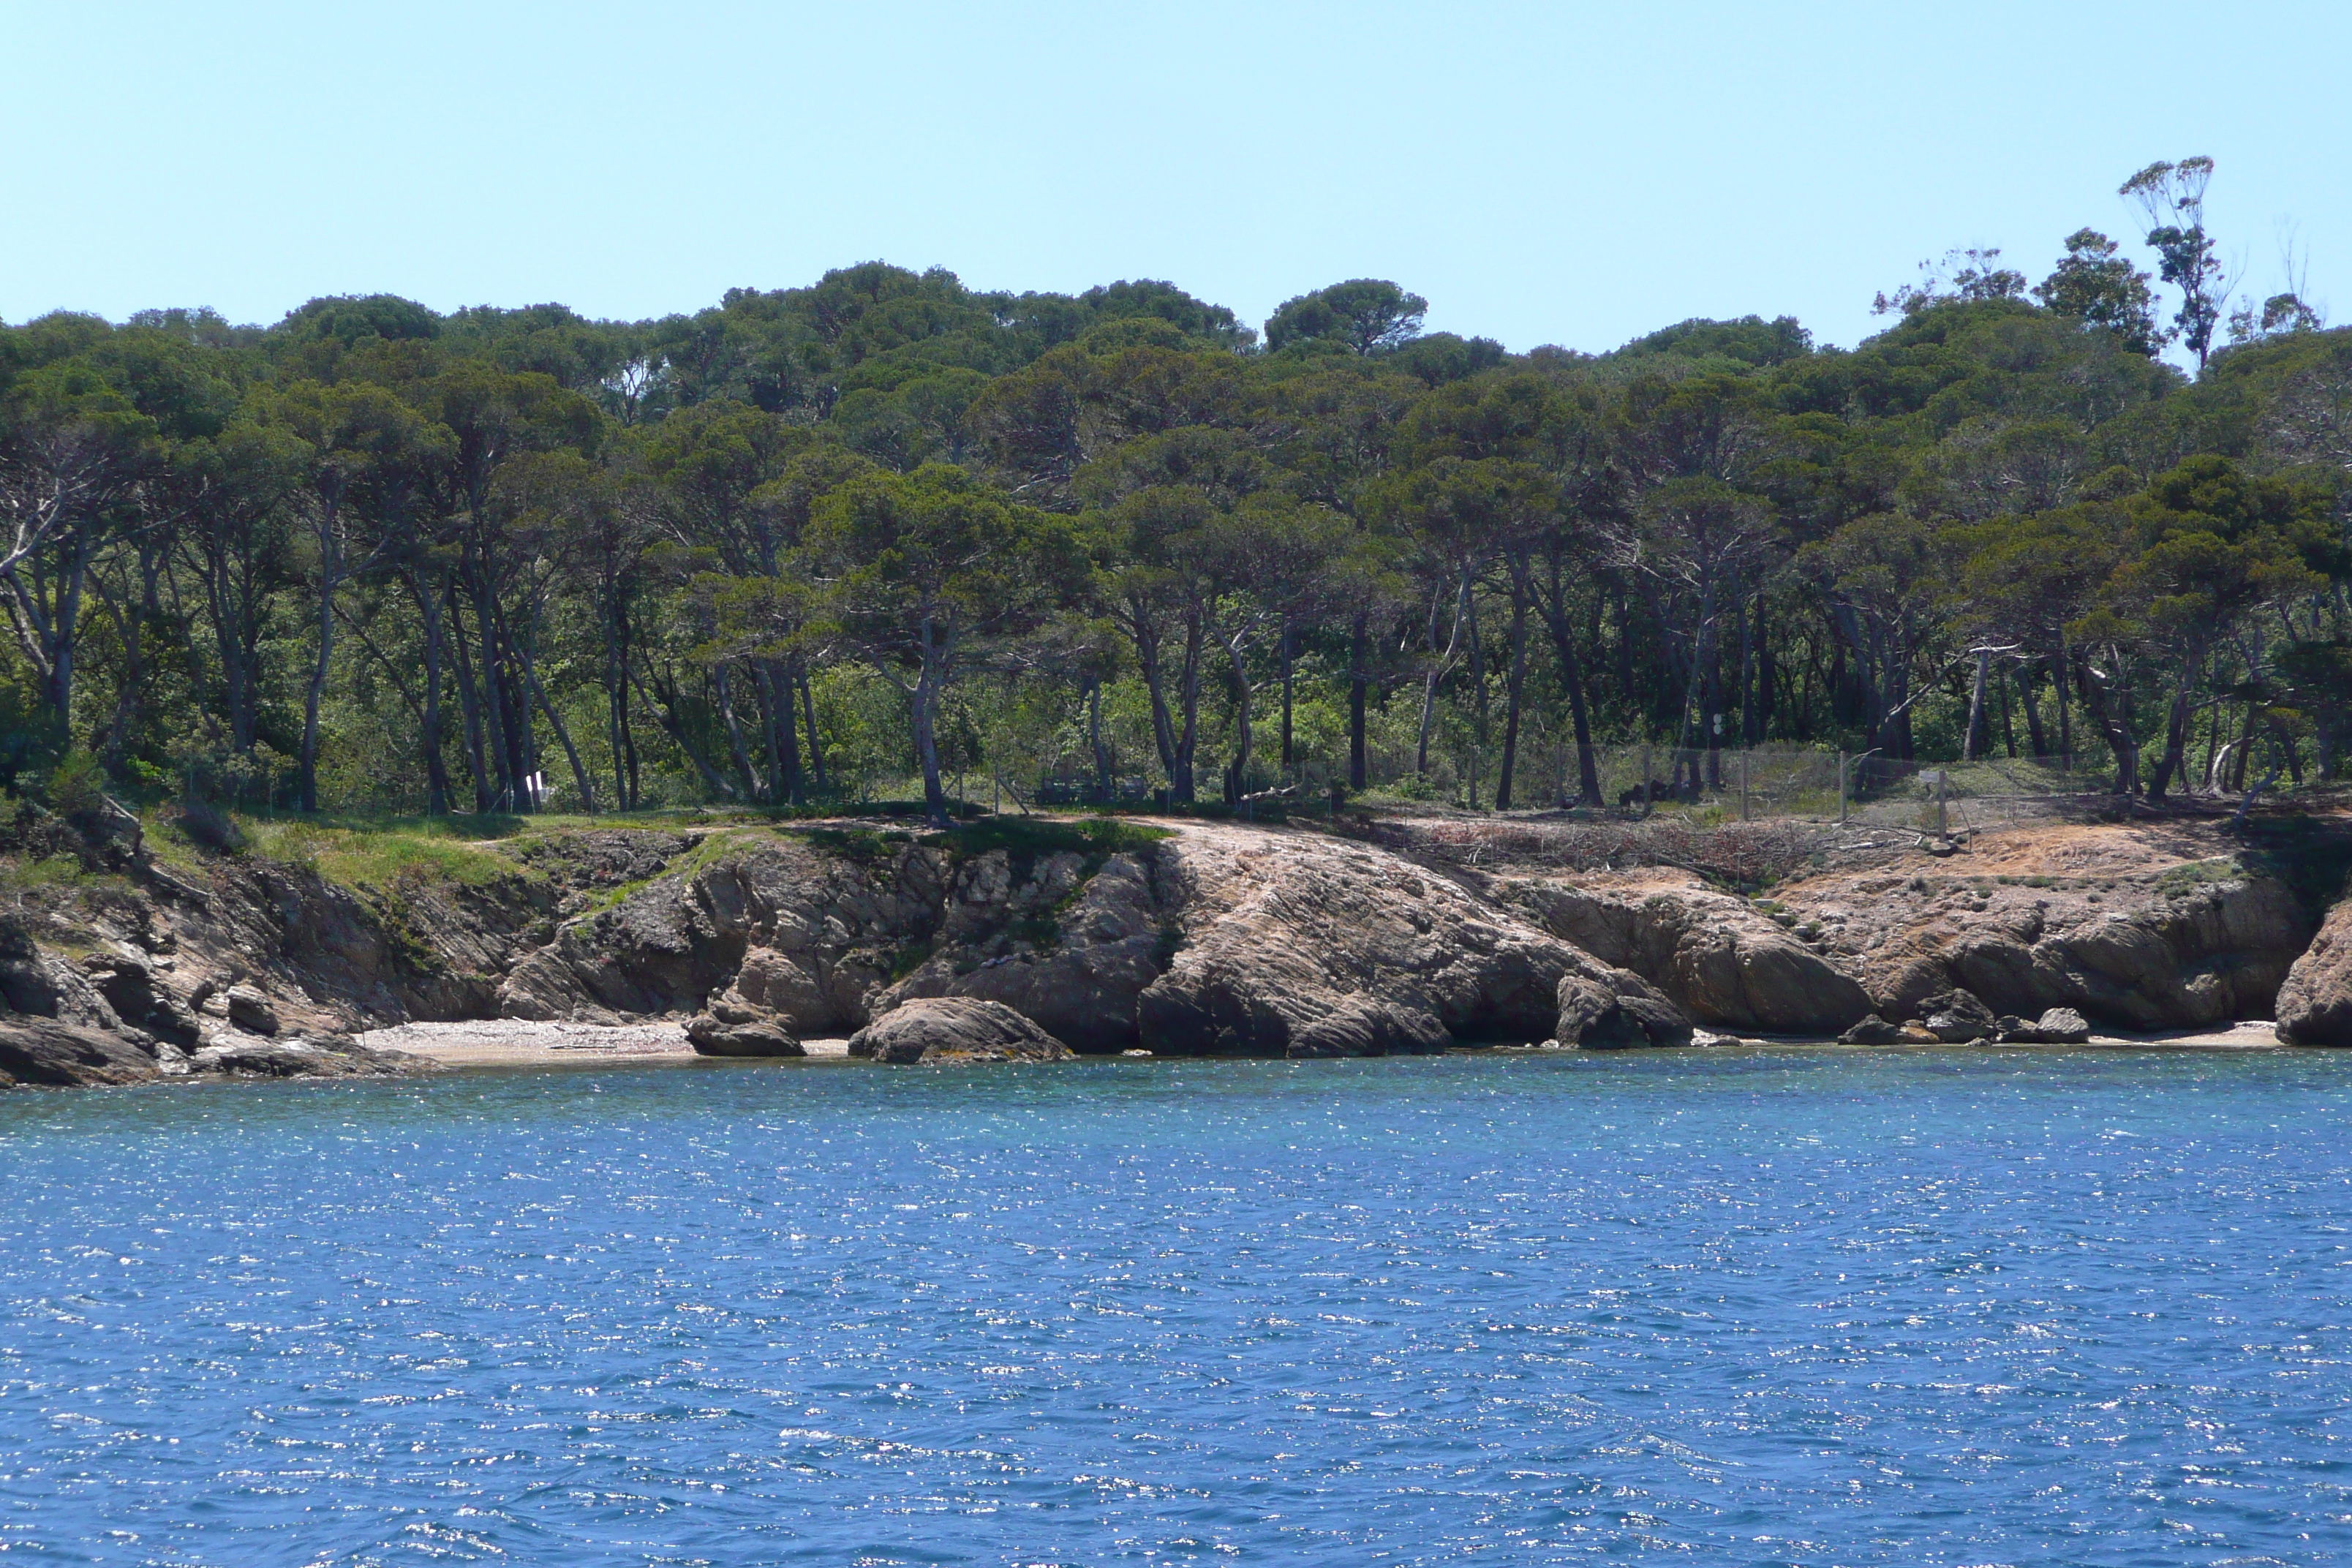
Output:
0,1018,159,1087
2275,902,2352,1044
684,970,803,1057
1136,831,1669,1058
848,997,1074,1064
1556,965,1692,1049
498,836,948,1027
1779,867,2304,1030
189,1035,403,1079
1507,879,1874,1034
879,852,1166,1052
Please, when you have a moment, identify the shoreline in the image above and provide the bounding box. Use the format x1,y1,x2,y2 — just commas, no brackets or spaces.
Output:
358,1017,2298,1071
361,1019,853,1068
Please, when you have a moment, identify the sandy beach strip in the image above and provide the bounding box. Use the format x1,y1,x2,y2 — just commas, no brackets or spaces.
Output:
362,1019,853,1068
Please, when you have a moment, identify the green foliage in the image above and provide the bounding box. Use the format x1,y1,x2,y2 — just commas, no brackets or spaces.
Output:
42,750,108,822
919,815,1168,863
8,184,2351,841
2033,230,2163,355
1266,279,1428,355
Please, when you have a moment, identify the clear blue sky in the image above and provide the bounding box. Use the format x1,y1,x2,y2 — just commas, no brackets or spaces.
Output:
6,1,2345,359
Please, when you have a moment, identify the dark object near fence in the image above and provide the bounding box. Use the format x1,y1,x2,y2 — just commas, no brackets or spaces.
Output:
1035,776,1153,807
173,799,245,853
1616,778,1678,810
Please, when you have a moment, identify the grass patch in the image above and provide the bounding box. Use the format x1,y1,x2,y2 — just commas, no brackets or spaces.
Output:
573,828,779,915
919,817,1168,862
2152,858,2243,899
802,826,913,864
0,854,94,892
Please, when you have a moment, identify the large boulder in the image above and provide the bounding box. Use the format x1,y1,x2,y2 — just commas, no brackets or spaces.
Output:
2015,1006,2092,1044
1918,987,1997,1043
2276,902,2352,1044
683,979,803,1057
0,1018,159,1087
1838,1014,1904,1044
224,984,281,1036
1137,832,1617,1058
848,998,1074,1065
1555,965,1692,1049
189,1035,396,1079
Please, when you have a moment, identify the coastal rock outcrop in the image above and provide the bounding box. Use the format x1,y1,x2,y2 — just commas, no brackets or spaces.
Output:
684,964,804,1056
2274,902,2352,1044
1136,829,1682,1057
848,997,1074,1064
1555,965,1693,1049
496,833,951,1027
0,1017,161,1087
1775,858,2304,1030
1506,878,1872,1033
879,851,1166,1051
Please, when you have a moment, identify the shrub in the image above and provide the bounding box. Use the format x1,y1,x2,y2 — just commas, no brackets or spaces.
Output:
175,799,246,853
44,750,108,823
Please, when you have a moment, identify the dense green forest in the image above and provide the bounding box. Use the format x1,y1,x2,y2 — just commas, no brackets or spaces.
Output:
4,159,2348,824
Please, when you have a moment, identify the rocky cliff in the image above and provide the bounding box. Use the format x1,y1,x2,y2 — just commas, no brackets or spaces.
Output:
5,802,2348,1087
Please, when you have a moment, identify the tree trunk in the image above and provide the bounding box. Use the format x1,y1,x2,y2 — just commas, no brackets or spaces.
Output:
714,664,763,800
2051,644,2075,770
1415,568,1470,777
1221,635,1254,805
527,659,594,812
1533,551,1602,807
2076,646,2138,794
799,668,828,799
1278,621,1294,770
443,585,493,811
1088,676,1113,798
2019,661,2048,758
1172,612,1202,802
413,577,454,815
629,665,739,799
1963,649,1990,761
299,523,339,814
606,607,631,811
1348,611,1368,791
911,667,948,826
1495,584,1529,810
2146,662,2196,801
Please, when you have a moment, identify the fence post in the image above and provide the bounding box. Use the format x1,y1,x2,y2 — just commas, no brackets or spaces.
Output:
1640,744,1652,813
1740,750,1750,822
1838,750,1847,824
1936,767,1948,838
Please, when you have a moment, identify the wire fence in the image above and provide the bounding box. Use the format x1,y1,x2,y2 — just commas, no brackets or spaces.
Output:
961,741,2154,831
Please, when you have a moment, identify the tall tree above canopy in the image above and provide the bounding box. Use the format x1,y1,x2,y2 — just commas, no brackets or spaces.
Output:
2121,157,2226,370
1873,249,2027,317
1265,280,1428,355
2034,230,2165,356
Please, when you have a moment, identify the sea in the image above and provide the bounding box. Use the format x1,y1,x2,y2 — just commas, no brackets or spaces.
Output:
1,1048,2347,1566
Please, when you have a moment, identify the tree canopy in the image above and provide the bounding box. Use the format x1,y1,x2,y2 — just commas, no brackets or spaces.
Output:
5,173,2348,825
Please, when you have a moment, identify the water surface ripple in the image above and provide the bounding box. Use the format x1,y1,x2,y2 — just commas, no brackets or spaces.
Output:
1,1050,2348,1565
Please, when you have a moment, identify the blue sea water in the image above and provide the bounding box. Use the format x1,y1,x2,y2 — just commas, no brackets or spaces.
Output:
1,1050,2349,1567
